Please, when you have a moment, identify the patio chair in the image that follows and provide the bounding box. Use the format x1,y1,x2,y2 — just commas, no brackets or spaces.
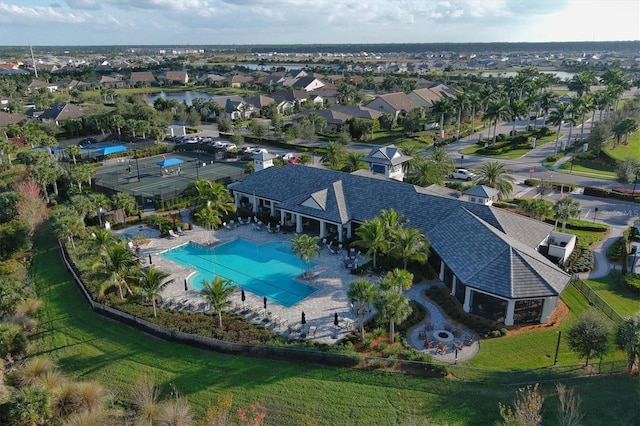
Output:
418,330,426,340
308,326,317,338
425,339,435,349
318,238,327,248
168,229,179,238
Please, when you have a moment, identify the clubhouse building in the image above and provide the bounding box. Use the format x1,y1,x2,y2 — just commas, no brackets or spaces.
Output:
228,164,572,326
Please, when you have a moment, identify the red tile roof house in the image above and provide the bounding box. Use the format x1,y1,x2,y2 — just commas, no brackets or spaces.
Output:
130,71,157,87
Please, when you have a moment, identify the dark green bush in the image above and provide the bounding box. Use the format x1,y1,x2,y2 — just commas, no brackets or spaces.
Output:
607,238,623,261
524,178,540,187
622,273,640,295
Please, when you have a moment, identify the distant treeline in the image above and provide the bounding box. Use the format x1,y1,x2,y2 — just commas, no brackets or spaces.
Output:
1,40,639,56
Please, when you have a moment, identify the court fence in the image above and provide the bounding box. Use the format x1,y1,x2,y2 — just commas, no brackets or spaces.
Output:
58,240,628,384
570,275,625,324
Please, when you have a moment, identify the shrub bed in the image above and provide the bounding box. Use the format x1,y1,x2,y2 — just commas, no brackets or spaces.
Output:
424,286,503,338
606,238,624,262
622,273,640,295
567,249,594,273
584,186,640,203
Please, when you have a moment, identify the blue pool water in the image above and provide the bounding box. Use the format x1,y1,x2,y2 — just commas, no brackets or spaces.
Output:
160,240,317,307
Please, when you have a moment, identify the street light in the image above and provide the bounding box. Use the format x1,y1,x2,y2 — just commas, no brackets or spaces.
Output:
460,155,464,168
593,207,598,223
554,330,562,365
133,150,141,181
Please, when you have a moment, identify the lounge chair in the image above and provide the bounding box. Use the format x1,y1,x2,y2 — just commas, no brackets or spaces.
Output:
168,229,179,238
318,237,327,248
308,326,317,338
267,225,276,233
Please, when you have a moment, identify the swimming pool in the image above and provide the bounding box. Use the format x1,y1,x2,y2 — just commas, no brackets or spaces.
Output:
160,239,317,307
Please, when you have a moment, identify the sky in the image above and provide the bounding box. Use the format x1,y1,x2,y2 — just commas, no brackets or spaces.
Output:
0,0,638,46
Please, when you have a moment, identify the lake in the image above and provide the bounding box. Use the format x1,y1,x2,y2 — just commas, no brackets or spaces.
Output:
146,91,223,106
480,71,576,80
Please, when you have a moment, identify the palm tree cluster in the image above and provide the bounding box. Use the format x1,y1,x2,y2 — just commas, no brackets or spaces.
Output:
472,160,516,199
353,208,430,271
404,145,455,187
186,179,235,230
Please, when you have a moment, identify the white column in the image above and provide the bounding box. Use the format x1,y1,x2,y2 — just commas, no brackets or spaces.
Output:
337,224,344,242
233,192,240,207
252,194,257,213
463,287,472,312
296,214,303,233
270,203,275,217
346,223,352,239
439,261,445,281
505,300,516,326
451,276,457,297
320,221,326,238
280,210,285,225
540,297,557,324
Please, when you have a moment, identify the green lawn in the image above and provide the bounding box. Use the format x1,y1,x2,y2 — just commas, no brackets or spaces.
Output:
460,134,557,159
605,130,640,161
555,161,618,180
31,227,636,424
585,271,640,318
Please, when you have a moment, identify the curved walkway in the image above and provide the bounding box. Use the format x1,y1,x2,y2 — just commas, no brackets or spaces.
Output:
405,283,480,362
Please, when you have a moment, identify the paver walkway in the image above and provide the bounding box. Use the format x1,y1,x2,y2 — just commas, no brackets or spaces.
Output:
405,283,480,362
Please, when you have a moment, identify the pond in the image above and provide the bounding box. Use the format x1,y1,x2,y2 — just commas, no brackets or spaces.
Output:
146,91,217,106
480,71,576,80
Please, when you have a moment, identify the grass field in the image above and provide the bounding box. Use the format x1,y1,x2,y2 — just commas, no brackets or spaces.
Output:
605,131,640,161
31,227,638,424
460,134,556,159
585,271,640,318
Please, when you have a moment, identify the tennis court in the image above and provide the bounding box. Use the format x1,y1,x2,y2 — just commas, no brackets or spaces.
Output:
93,151,246,208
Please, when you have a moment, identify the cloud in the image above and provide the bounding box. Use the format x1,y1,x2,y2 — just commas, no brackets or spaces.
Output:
0,2,91,25
64,0,102,10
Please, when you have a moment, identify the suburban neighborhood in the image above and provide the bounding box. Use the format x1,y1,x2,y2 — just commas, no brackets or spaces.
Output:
0,37,639,424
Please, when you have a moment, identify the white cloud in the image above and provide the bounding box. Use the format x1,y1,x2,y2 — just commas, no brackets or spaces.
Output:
0,2,91,25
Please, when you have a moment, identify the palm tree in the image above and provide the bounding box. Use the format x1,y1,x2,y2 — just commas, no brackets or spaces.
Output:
509,99,527,134
194,204,223,230
396,143,422,176
200,276,237,328
321,141,346,170
429,147,455,180
539,91,558,125
431,97,454,141
549,102,569,155
347,279,376,342
615,312,640,373
473,161,515,198
613,117,639,146
137,267,173,318
50,205,84,250
99,243,138,300
343,152,367,172
353,218,386,269
467,91,482,133
553,197,581,231
112,192,137,224
409,158,441,187
65,144,81,165
374,290,412,343
568,70,596,98
379,268,414,292
453,92,470,140
483,98,510,145
391,228,429,270
290,233,320,278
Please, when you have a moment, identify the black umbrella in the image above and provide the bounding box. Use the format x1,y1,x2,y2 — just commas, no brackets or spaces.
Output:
241,289,246,302
301,311,306,325
334,312,339,327
263,296,267,310
184,279,188,292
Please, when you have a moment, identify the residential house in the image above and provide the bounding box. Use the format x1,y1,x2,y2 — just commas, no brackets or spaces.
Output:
230,74,254,88
245,95,276,112
31,103,84,126
365,92,421,120
26,79,58,93
130,71,156,87
163,71,189,85
0,111,24,127
224,98,256,120
81,75,127,89
291,76,325,92
197,73,227,85
228,165,571,326
361,144,412,181
298,105,382,132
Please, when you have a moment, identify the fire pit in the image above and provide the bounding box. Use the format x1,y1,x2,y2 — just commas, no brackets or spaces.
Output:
433,329,453,343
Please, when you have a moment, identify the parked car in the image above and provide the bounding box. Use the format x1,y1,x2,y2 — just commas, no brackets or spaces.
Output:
242,146,255,154
223,143,237,151
282,153,295,161
451,168,476,181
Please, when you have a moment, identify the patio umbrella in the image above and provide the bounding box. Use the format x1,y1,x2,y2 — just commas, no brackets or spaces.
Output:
302,311,306,325
241,289,246,307
263,296,267,310
334,312,339,327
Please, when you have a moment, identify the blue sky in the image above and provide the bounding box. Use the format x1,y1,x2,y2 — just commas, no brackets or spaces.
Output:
0,0,638,46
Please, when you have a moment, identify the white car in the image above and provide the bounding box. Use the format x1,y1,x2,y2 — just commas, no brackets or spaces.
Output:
223,143,237,151
451,168,476,181
282,153,295,160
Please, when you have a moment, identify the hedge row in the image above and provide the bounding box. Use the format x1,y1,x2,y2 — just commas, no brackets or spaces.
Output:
622,273,640,295
584,186,640,203
566,249,594,273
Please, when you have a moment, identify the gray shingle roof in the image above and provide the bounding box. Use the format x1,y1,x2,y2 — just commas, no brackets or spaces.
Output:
464,185,500,198
228,165,568,298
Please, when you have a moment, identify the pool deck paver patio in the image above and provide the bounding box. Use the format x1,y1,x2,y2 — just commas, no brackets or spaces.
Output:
115,218,479,361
